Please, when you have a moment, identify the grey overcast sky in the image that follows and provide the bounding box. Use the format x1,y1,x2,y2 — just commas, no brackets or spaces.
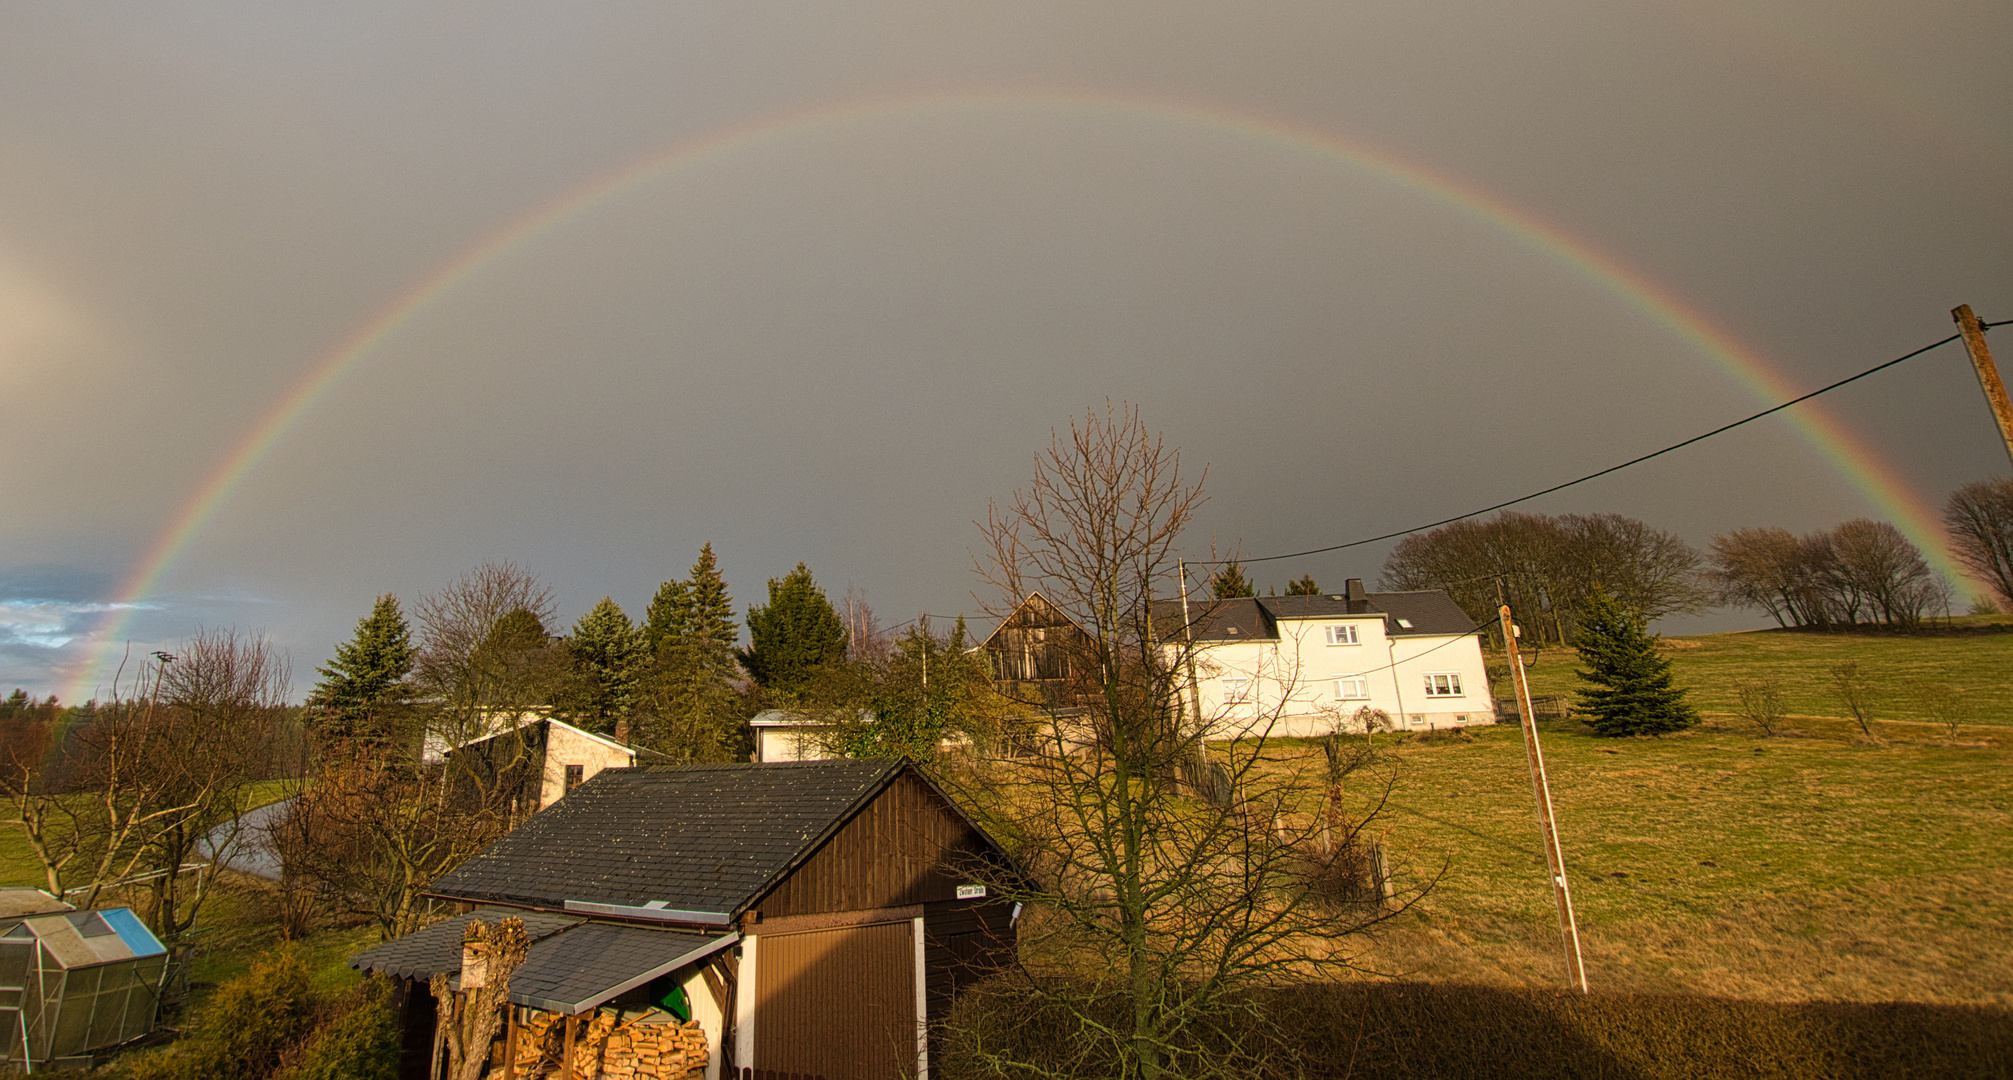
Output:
3,1,2009,700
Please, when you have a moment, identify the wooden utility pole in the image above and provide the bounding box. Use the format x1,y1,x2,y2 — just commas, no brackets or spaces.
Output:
1498,604,1588,993
1954,305,2013,470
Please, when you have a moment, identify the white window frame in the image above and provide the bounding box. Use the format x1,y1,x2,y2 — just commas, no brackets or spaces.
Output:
1334,676,1369,701
1324,624,1360,646
1222,678,1252,704
1423,672,1464,698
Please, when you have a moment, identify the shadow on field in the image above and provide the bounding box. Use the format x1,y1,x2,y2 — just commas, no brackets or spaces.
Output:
944,980,2013,1079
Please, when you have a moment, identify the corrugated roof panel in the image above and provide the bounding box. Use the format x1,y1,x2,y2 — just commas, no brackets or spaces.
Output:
509,923,733,1015
351,908,582,981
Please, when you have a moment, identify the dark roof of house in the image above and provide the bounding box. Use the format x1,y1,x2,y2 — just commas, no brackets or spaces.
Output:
1153,591,1479,643
351,907,732,1015
428,759,907,916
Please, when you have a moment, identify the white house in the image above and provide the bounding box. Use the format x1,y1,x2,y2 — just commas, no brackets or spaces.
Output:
1159,578,1495,739
448,714,651,812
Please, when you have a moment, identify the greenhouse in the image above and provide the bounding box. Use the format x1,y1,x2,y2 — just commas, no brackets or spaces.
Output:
0,890,168,1070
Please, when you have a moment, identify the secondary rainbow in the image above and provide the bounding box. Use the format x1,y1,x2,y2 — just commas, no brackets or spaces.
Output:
61,89,1967,701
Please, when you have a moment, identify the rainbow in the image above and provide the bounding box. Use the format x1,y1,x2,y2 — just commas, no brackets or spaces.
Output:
60,88,1968,702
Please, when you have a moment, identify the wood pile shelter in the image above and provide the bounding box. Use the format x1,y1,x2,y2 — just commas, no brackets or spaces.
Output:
0,889,168,1071
353,759,1021,1080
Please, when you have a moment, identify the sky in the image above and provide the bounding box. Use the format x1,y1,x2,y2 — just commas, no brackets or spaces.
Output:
3,1,2009,702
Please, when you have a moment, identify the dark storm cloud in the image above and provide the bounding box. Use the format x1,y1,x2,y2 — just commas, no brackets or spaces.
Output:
1,1,2007,697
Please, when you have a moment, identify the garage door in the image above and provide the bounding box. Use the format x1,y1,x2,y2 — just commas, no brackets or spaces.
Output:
755,920,917,1080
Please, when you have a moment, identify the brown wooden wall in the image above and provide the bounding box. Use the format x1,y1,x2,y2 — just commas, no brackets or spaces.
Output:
755,921,916,1080
755,771,992,919
922,900,1016,1027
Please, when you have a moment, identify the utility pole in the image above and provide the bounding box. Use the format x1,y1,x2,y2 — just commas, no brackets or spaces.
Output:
1498,604,1588,993
1953,305,2013,470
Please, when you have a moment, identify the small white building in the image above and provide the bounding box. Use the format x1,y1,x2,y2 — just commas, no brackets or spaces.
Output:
748,710,842,763
452,715,651,812
1160,578,1496,739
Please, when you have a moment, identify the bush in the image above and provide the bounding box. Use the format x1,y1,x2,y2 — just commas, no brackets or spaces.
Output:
113,950,395,1080
125,948,312,1080
940,980,2013,1079
280,978,400,1080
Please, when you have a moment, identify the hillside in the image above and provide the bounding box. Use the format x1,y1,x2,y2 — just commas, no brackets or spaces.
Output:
1510,614,2012,727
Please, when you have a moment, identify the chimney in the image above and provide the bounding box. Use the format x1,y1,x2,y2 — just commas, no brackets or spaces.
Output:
1344,578,1366,612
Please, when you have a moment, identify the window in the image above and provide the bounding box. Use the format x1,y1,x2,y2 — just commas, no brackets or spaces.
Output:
564,764,585,791
1222,678,1252,704
1334,676,1369,700
1324,624,1359,646
1423,673,1464,698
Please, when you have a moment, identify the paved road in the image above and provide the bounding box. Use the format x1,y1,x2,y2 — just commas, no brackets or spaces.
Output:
200,796,294,880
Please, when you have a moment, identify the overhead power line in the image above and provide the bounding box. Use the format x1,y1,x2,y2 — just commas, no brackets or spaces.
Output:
1218,332,1963,566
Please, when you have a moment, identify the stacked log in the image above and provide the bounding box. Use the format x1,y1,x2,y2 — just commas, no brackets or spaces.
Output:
498,1011,708,1079
592,1017,709,1079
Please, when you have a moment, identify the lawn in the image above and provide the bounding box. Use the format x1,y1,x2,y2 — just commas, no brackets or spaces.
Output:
1338,714,2013,1006
1512,613,2013,727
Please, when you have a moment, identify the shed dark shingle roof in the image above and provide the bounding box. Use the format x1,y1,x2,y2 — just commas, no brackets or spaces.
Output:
429,758,905,915
350,907,731,1014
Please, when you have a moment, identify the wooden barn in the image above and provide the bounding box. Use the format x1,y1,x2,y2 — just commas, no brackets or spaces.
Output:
977,592,1097,715
353,759,1020,1080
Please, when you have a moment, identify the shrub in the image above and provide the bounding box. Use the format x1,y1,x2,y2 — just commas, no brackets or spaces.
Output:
125,948,312,1080
280,978,400,1080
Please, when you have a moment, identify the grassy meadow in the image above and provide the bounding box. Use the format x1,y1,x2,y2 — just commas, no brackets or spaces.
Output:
1336,711,2011,1007
1514,613,2012,727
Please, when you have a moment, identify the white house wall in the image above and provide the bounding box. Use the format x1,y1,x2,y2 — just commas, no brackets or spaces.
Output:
539,724,637,809
1179,615,1495,738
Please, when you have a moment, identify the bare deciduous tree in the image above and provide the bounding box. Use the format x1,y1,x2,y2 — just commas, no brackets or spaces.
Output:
1828,662,1880,739
950,404,1420,1080
1382,511,1706,646
1944,479,2013,609
1732,677,1787,737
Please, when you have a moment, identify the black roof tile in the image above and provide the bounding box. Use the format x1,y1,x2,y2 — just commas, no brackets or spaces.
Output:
350,907,581,981
428,759,905,915
1152,590,1479,642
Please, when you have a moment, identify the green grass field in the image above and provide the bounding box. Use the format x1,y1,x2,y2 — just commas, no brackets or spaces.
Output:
1514,614,2012,727
1339,713,2012,1006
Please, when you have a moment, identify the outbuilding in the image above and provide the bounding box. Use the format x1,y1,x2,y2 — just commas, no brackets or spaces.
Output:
0,888,169,1070
354,758,1020,1080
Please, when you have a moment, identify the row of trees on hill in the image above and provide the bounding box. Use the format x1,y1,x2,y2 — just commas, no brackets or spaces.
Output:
1704,519,1947,630
1373,478,2013,641
1378,511,1711,645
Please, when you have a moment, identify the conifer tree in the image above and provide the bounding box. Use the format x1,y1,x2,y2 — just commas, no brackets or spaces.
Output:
1573,584,1698,736
639,545,746,760
306,594,415,742
562,598,645,734
1210,561,1255,599
738,563,847,699
1285,574,1321,596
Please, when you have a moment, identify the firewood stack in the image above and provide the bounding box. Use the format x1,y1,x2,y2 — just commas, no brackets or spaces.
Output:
504,1011,709,1079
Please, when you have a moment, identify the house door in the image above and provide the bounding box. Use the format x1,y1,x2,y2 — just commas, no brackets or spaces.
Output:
755,920,918,1080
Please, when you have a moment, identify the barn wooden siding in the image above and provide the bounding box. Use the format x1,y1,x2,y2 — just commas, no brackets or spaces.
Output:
755,772,990,918
755,921,916,1080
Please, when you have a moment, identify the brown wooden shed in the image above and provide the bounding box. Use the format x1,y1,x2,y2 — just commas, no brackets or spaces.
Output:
356,759,1020,1080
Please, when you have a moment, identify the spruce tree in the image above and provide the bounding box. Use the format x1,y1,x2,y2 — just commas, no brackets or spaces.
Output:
306,595,414,742
563,598,645,734
1573,585,1698,736
639,544,745,760
739,563,847,699
1211,561,1256,599
1285,574,1321,596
